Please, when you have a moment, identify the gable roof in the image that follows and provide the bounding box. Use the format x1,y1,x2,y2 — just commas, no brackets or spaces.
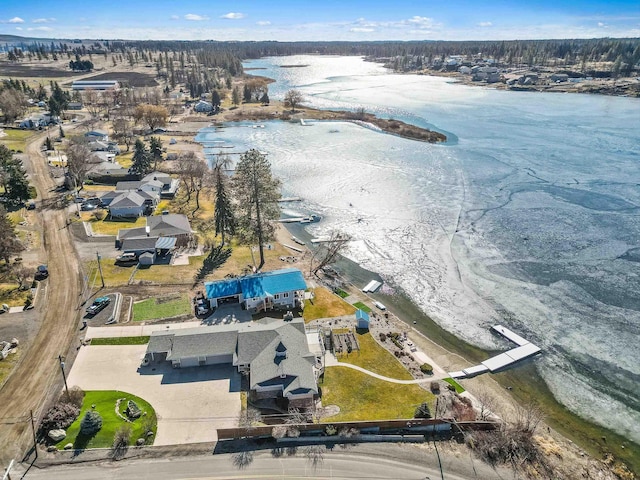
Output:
117,226,148,241
85,129,108,137
205,278,242,299
147,214,191,237
116,181,143,191
142,171,172,185
109,191,146,208
121,236,158,252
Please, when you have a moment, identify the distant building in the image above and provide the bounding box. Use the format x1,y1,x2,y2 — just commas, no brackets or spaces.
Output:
356,309,370,329
194,100,214,113
550,73,569,83
72,80,119,91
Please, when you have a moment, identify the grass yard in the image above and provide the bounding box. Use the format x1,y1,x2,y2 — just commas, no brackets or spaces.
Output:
7,210,25,225
0,283,32,307
352,302,372,313
442,377,465,393
88,216,146,236
337,331,413,380
116,151,133,169
203,241,291,281
334,288,349,298
90,336,150,345
0,129,35,151
82,184,115,192
303,287,356,322
85,260,136,287
132,294,191,322
133,255,205,284
55,390,157,449
320,367,433,422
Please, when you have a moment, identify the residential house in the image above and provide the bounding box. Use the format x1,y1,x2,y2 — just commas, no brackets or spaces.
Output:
116,180,163,196
356,309,370,329
67,101,83,110
204,268,306,313
194,100,214,113
116,213,192,248
120,236,176,261
85,130,109,142
107,191,148,217
144,317,319,408
141,171,179,198
550,73,569,83
72,80,119,91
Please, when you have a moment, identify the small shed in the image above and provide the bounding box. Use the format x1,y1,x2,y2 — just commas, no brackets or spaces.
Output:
138,252,155,266
356,309,370,329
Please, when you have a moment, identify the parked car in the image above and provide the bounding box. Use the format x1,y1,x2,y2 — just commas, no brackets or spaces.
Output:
115,253,138,265
196,299,209,316
35,265,49,280
86,296,110,315
80,203,97,211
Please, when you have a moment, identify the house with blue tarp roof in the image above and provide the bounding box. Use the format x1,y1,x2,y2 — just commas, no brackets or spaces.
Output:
204,268,307,313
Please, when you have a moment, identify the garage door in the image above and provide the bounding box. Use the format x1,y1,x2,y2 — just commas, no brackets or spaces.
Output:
206,354,233,365
179,357,199,368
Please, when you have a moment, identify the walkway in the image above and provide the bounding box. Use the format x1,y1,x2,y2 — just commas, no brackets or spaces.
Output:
86,321,202,339
324,352,449,384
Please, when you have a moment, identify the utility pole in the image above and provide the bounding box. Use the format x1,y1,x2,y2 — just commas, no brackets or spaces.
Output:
58,355,70,399
96,251,105,288
29,410,38,461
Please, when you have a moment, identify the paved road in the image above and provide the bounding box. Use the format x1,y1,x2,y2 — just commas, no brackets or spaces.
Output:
12,444,509,479
0,124,85,464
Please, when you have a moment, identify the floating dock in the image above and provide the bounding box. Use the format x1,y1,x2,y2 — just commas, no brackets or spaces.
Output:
278,197,302,203
291,236,306,246
282,244,304,253
449,325,541,379
362,280,382,293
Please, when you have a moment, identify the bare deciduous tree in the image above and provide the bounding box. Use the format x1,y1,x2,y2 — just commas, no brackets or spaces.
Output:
66,136,96,191
310,230,351,276
284,89,303,112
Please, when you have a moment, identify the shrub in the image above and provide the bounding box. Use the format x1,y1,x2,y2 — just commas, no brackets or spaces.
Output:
430,381,441,394
79,410,103,436
272,425,287,439
420,363,433,374
414,402,432,419
378,333,386,342
324,425,337,436
93,210,106,221
84,179,94,185
112,424,132,458
41,402,80,431
62,386,85,408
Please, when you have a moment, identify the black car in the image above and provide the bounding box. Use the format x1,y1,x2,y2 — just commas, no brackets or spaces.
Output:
86,296,111,315
35,265,49,280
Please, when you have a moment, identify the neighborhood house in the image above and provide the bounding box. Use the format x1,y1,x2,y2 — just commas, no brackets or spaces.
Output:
144,317,320,408
204,268,306,314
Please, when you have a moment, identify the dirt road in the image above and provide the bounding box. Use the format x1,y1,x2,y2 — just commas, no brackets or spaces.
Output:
0,127,84,464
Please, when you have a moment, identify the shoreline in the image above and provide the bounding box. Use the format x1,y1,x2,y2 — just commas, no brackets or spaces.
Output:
278,221,639,474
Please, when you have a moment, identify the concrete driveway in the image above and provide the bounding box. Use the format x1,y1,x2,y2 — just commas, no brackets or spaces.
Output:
66,345,241,445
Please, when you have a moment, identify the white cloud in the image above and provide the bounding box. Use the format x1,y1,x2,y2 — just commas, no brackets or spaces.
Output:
15,27,22,31
350,16,441,31
27,26,53,32
170,15,180,20
221,12,246,20
32,18,55,23
256,20,271,26
478,21,493,27
406,16,437,28
350,27,375,32
8,17,25,24
597,22,607,27
184,14,208,21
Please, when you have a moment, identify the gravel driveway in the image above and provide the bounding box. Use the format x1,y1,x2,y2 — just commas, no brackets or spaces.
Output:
66,345,242,445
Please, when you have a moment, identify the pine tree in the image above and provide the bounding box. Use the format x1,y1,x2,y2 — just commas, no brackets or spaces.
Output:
129,139,152,176
0,206,25,264
213,156,235,246
148,136,163,171
0,145,30,205
232,150,281,270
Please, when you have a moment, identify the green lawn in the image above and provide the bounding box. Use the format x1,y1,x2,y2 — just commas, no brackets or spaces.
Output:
133,255,206,284
85,260,136,287
133,294,191,322
442,377,465,393
56,390,157,449
303,287,356,321
334,288,349,298
352,302,371,313
320,367,432,422
89,216,147,236
0,129,35,151
337,331,413,380
90,336,150,345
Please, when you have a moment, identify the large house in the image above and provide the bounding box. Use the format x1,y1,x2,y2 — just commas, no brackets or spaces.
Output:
116,213,192,248
144,317,319,408
204,268,306,313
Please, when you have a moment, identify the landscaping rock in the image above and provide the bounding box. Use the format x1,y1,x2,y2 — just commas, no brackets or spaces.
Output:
48,429,66,442
47,445,57,452
146,431,154,437
126,400,142,419
63,443,73,450
10,338,19,347
136,438,145,446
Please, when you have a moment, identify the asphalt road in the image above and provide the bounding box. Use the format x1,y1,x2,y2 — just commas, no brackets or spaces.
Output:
12,444,509,479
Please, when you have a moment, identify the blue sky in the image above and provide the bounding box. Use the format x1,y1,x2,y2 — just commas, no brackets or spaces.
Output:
1,0,639,41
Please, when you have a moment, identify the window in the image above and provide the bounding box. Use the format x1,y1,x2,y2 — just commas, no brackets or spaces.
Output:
283,292,289,298
274,294,280,300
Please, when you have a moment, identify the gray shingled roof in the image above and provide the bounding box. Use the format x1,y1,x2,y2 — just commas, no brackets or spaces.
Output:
147,214,191,236
145,318,317,396
110,191,146,208
116,181,143,191
117,227,148,241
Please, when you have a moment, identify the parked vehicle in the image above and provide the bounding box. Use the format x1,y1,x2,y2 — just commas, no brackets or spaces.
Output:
35,265,49,280
80,203,97,211
86,296,110,315
115,253,138,265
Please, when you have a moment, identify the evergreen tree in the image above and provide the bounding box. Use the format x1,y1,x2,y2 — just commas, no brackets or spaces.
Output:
0,145,30,205
148,136,163,170
232,150,281,270
231,86,241,106
0,206,25,264
213,156,235,246
129,139,152,176
260,92,269,105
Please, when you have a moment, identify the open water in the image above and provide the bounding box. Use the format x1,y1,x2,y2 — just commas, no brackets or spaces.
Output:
196,55,640,442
